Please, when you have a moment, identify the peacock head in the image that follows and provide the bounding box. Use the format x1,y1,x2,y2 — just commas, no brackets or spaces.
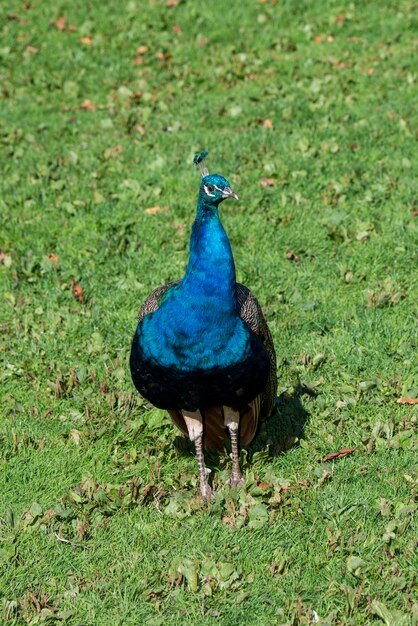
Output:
194,151,238,207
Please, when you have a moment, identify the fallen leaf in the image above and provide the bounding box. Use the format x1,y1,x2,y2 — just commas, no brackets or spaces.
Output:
80,99,96,111
335,13,346,24
172,223,184,236
136,45,148,54
80,35,93,45
25,45,38,54
144,206,169,215
222,515,234,526
347,555,367,576
135,124,145,134
48,253,59,263
260,178,276,187
52,15,66,30
20,2,32,9
286,251,301,263
165,0,179,6
258,482,269,489
155,51,171,62
397,397,418,404
72,282,85,303
262,118,273,129
133,56,144,65
103,145,123,159
172,24,182,34
314,35,334,44
70,429,82,445
0,252,12,267
411,210,418,217
67,24,77,32
356,230,369,242
322,448,355,463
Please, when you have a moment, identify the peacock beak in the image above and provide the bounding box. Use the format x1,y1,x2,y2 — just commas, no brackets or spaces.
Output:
222,187,239,200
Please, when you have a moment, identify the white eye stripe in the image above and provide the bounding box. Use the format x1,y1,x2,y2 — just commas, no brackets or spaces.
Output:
204,184,223,197
203,185,215,197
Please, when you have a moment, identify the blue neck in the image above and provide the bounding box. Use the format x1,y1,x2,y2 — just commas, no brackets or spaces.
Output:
137,194,249,372
182,196,237,311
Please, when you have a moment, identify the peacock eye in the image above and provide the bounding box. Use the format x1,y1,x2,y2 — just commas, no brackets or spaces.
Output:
206,185,214,193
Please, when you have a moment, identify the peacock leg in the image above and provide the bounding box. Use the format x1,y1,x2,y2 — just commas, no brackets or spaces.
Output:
182,409,212,499
224,407,244,487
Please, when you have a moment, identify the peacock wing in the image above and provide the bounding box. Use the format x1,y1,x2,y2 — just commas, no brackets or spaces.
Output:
236,283,277,443
137,280,180,322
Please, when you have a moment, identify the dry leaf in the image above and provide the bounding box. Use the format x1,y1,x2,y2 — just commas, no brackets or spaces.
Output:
72,282,85,303
136,45,148,53
80,35,93,45
222,515,234,526
80,99,96,111
172,24,182,35
67,24,77,32
173,223,184,236
397,397,418,404
165,0,179,6
144,206,169,215
286,251,301,263
20,1,32,9
25,45,38,54
52,15,66,30
0,252,12,267
155,51,171,62
70,429,82,445
335,13,346,24
133,56,144,65
258,482,269,489
135,124,145,134
322,448,355,463
103,145,123,159
48,253,59,263
314,35,333,44
260,178,276,187
411,210,418,217
262,118,273,129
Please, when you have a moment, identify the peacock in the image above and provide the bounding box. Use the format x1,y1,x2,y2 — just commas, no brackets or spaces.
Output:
130,152,277,498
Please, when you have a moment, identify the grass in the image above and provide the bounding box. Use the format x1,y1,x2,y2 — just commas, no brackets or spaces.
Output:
0,0,417,623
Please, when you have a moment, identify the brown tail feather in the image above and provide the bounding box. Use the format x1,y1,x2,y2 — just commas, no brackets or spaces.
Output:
168,395,264,452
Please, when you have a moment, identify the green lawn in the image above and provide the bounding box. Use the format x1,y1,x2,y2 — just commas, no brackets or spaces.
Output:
1,0,417,624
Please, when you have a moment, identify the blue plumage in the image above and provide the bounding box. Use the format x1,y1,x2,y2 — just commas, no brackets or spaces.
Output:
130,154,277,497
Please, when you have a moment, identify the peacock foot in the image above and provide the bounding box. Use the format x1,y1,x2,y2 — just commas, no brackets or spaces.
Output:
226,471,244,488
199,480,215,500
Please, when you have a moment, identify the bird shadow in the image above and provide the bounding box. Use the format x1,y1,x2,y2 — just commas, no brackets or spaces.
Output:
249,384,312,458
173,384,312,466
